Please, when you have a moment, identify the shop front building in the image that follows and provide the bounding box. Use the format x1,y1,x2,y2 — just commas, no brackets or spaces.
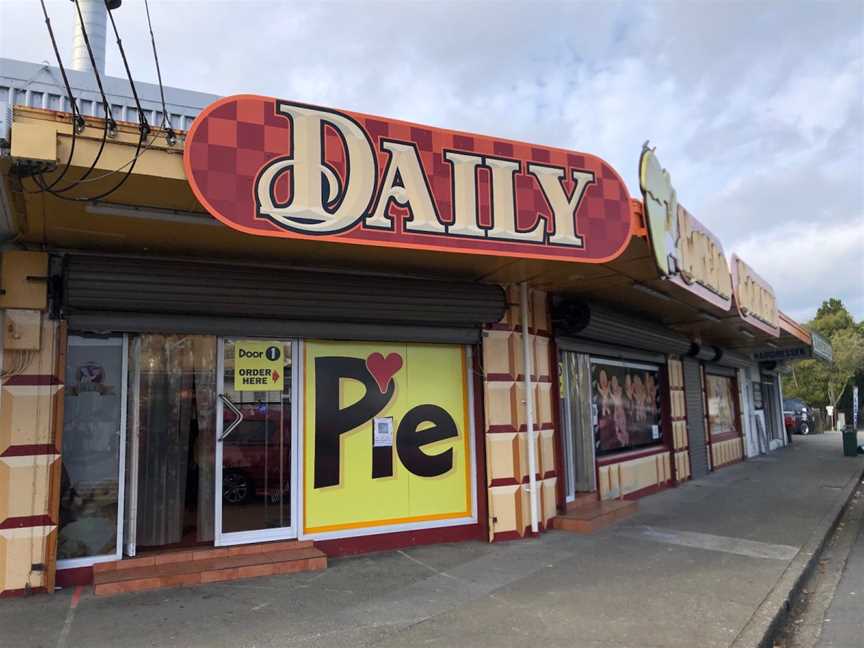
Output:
0,59,821,596
51,253,507,578
547,149,812,507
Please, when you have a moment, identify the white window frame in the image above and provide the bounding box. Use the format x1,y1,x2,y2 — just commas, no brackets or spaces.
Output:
214,337,300,547
56,334,128,570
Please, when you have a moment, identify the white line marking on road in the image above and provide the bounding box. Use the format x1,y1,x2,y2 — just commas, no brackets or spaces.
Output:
617,525,800,560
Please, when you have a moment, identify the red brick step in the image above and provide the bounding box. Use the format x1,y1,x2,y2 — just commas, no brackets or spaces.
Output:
566,492,601,512
93,541,326,596
553,498,637,534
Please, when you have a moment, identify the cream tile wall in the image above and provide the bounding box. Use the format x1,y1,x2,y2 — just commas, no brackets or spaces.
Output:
483,286,557,539
0,312,63,595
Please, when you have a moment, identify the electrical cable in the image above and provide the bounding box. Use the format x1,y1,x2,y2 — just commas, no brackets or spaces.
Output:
28,0,116,194
106,1,150,137
34,113,110,194
37,0,156,188
144,0,177,145
28,0,153,202
41,132,159,186
30,127,146,202
26,0,86,193
71,0,115,132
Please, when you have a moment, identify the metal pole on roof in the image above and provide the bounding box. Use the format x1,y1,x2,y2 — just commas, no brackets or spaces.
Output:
520,281,540,534
70,0,122,74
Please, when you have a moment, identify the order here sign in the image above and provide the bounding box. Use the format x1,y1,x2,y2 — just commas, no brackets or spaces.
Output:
235,341,284,392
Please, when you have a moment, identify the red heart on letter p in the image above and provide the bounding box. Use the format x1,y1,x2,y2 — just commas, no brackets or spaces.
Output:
366,352,403,393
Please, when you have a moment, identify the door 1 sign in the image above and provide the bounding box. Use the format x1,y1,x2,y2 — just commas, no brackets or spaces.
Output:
235,340,284,391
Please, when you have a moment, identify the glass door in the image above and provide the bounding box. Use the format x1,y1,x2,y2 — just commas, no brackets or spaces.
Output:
215,338,297,546
57,335,127,568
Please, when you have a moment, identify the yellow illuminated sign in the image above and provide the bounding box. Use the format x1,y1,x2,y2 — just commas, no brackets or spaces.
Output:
234,340,284,392
303,340,472,535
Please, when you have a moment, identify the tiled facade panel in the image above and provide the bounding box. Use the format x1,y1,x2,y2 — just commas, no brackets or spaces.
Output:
482,286,557,540
674,450,691,481
667,357,689,485
541,477,557,527
539,428,555,477
598,453,672,500
0,455,58,523
711,438,744,468
486,433,520,484
0,315,63,594
0,526,56,593
0,386,59,450
672,421,688,449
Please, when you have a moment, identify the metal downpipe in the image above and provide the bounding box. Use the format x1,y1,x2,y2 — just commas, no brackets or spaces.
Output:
520,281,540,533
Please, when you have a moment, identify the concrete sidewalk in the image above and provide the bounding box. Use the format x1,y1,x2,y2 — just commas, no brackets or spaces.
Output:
817,479,864,647
2,433,862,648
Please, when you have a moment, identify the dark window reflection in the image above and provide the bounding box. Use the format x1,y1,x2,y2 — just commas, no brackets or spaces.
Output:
58,336,123,560
221,340,292,534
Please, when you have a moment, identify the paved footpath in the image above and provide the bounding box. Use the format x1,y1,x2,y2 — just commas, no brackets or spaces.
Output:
1,433,862,648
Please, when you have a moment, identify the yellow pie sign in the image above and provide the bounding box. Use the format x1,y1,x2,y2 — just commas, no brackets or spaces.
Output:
234,340,284,392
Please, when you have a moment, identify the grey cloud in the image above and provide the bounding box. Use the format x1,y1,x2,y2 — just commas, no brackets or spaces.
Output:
1,0,861,319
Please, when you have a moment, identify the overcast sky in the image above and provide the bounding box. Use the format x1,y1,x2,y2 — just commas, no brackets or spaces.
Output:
2,0,862,323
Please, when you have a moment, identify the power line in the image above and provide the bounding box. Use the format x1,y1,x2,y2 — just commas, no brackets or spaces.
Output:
31,128,147,202
32,0,116,194
29,0,85,193
144,0,176,146
106,1,150,137
29,0,153,202
72,0,115,133
40,116,110,194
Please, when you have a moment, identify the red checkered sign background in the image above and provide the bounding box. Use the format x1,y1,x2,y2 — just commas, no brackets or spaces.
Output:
184,94,633,263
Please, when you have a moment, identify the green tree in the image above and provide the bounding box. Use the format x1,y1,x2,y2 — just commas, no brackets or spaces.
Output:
813,299,855,338
783,299,864,415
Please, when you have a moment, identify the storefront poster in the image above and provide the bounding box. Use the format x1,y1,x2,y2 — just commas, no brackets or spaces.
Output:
591,360,662,454
706,374,737,437
303,341,473,536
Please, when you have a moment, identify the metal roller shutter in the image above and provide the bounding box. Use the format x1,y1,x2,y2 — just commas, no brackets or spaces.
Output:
60,254,506,344
555,338,666,364
715,350,753,369
684,357,710,478
554,302,692,356
705,364,736,378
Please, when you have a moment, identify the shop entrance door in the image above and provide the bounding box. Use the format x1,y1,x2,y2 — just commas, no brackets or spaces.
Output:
561,351,596,498
215,338,297,546
683,358,710,479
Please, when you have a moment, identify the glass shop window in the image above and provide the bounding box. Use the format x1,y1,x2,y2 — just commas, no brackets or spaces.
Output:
706,374,738,437
753,380,764,410
58,335,125,562
591,358,663,455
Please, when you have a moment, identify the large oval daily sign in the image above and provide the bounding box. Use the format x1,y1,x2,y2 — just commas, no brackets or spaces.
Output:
184,95,632,263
